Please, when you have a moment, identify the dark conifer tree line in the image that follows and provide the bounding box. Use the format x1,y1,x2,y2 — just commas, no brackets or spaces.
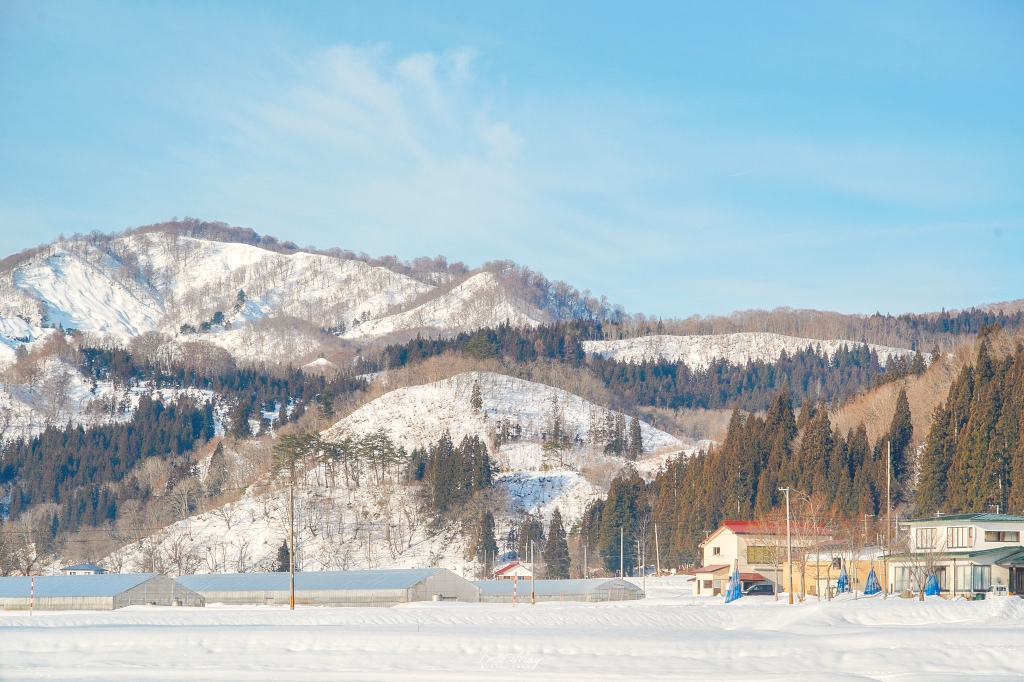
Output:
0,345,366,535
581,384,918,568
376,322,916,413
0,395,216,531
917,335,1024,517
418,433,493,512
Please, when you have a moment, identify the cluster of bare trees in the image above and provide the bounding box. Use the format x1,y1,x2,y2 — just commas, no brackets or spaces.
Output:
748,492,893,602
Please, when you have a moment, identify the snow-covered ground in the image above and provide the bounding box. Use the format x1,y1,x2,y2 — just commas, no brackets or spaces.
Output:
584,332,918,369
2,586,1022,681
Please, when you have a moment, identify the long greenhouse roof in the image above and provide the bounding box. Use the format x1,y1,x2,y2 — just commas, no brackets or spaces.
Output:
0,573,157,598
175,568,445,592
472,578,638,596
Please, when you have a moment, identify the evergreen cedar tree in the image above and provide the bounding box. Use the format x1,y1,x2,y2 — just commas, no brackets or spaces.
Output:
206,441,228,495
474,511,499,570
543,508,571,579
376,321,930,414
517,514,545,562
276,540,290,572
470,382,483,411
424,434,492,512
917,334,1024,517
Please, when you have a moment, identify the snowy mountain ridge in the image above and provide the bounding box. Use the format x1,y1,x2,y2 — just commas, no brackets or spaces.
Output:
583,332,918,369
0,232,553,366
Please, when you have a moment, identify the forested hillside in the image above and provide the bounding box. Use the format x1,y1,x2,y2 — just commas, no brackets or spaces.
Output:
916,330,1024,517
0,219,1020,579
377,322,929,413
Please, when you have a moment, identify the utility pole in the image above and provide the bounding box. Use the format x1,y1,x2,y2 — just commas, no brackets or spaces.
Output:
583,544,587,580
654,523,661,577
620,527,624,578
289,468,295,611
779,487,793,605
885,441,891,600
531,540,536,605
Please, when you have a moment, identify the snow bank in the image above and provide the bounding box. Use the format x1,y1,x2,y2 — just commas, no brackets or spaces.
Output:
584,332,917,369
2,591,1022,681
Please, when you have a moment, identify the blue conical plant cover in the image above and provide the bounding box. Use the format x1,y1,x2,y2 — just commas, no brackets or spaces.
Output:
724,570,743,603
864,568,881,595
836,565,850,593
925,574,940,596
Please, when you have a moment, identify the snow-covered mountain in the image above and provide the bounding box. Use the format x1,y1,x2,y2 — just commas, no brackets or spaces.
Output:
113,371,696,577
342,272,545,339
0,231,556,364
583,332,917,369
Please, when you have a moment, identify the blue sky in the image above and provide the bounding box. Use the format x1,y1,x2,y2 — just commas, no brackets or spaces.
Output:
0,1,1021,317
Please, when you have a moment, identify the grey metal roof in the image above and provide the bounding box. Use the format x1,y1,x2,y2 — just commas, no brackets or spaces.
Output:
0,573,157,598
176,568,444,592
62,563,106,572
472,578,640,596
904,513,1024,524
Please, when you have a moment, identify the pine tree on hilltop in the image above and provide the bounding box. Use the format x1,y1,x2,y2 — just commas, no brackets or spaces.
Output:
627,417,643,459
470,382,483,411
543,508,571,579
206,440,228,495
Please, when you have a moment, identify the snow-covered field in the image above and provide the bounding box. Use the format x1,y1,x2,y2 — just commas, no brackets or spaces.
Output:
2,581,1022,681
584,332,917,369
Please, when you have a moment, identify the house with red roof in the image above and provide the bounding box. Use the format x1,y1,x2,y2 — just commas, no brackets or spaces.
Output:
693,520,833,596
492,561,533,581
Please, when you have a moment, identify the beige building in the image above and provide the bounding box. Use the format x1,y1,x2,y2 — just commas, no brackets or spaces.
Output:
692,520,836,597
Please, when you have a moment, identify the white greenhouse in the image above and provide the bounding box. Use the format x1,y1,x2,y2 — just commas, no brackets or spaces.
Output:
473,578,644,603
0,573,205,611
174,568,480,607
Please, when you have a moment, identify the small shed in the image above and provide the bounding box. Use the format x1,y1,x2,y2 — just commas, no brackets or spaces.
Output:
175,568,480,607
0,574,205,611
61,563,106,575
493,561,533,580
473,578,644,603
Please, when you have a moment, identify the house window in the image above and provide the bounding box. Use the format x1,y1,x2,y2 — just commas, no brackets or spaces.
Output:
832,558,842,570
973,566,991,592
984,531,1020,542
954,565,992,592
947,526,974,549
702,580,713,589
747,546,772,564
712,547,721,556
916,527,937,549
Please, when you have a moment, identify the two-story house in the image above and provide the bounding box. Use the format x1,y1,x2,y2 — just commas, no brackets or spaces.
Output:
889,513,1024,597
693,520,824,596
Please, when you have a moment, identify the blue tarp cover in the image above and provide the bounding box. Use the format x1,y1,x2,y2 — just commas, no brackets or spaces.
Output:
724,570,742,603
864,568,881,595
836,565,850,593
925,574,940,596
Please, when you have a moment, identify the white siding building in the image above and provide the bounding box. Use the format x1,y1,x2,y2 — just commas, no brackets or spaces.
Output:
889,513,1024,597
